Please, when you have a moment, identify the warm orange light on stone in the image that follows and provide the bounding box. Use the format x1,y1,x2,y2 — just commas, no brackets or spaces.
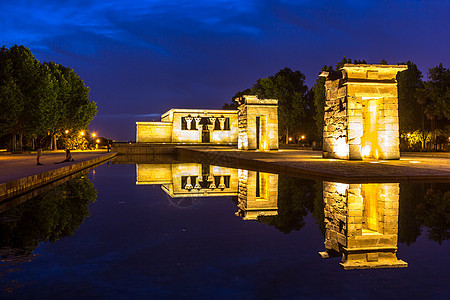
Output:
236,95,278,151
322,64,407,160
135,96,279,151
320,181,407,269
135,163,278,220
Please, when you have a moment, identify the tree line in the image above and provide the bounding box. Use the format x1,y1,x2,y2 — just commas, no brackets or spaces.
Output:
0,45,97,151
225,57,450,151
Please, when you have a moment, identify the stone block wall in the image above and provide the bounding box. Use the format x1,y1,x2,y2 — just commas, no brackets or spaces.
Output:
322,64,407,160
322,181,407,269
237,95,278,150
236,170,278,220
136,122,172,143
323,79,349,159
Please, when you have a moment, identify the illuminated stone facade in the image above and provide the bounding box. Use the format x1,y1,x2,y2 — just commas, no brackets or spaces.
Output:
136,163,278,219
322,64,407,160
136,109,238,144
237,95,279,150
136,95,278,150
319,181,407,269
236,169,279,220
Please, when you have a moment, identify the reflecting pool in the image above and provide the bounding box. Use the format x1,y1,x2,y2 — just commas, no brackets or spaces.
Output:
0,159,448,298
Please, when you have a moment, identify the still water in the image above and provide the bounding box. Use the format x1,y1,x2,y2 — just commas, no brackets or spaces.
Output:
0,159,448,298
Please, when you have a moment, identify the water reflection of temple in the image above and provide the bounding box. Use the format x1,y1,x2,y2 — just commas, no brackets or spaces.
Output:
319,181,407,269
136,164,278,220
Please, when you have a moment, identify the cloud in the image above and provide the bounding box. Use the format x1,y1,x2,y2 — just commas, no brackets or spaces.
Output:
1,0,263,58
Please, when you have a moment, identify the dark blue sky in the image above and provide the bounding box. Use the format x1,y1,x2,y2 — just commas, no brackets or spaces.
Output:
1,0,449,140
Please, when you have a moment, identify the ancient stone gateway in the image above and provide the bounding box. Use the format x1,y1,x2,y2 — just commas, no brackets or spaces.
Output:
236,95,279,151
321,64,407,160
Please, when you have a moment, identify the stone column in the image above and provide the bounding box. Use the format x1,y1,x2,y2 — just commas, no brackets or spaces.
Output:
185,116,193,130
194,117,201,129
218,117,226,130
218,176,225,189
194,176,201,190
184,176,193,190
209,117,216,130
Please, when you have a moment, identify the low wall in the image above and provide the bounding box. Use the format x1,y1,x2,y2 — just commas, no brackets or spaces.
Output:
136,122,172,142
112,143,177,155
0,152,117,201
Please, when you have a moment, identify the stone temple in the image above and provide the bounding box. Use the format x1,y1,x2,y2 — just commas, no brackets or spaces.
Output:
136,95,279,151
321,64,407,160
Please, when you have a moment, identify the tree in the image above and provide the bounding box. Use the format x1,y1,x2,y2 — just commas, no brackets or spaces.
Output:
414,63,450,150
231,68,309,143
397,61,424,135
0,174,97,258
0,45,97,151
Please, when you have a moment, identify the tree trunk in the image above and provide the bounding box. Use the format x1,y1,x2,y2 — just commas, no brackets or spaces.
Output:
421,105,425,150
285,128,289,144
19,132,23,151
12,132,16,152
53,135,57,150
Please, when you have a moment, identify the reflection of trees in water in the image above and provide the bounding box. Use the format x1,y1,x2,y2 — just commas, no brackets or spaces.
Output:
258,177,323,234
256,177,448,246
0,175,97,260
399,183,449,245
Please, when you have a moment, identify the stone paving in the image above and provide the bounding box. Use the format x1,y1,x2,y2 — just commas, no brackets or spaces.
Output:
177,146,450,183
0,150,113,184
1,147,449,187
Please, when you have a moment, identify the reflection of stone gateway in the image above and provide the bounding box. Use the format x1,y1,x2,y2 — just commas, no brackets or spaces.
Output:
319,181,407,269
321,64,407,160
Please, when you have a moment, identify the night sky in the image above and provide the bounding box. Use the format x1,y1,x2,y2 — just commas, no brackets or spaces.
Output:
1,0,449,141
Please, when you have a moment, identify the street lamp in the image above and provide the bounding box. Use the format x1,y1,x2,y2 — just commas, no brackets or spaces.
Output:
65,130,69,134
92,132,96,138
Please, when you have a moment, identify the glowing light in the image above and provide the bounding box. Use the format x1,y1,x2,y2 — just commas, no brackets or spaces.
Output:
289,137,292,141
80,131,85,136
407,133,411,138
409,161,421,164
301,135,305,139
334,182,349,195
65,130,69,134
96,139,100,143
92,132,96,138
361,145,371,158
334,138,348,158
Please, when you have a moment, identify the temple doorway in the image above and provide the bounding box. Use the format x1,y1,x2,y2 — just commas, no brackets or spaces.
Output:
202,129,210,143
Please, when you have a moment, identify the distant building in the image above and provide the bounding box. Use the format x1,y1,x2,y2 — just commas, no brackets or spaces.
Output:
136,95,279,150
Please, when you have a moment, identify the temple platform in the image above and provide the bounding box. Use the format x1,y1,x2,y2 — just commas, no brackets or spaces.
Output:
175,146,450,183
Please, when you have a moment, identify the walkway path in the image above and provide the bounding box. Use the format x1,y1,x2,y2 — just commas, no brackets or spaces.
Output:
0,150,117,199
